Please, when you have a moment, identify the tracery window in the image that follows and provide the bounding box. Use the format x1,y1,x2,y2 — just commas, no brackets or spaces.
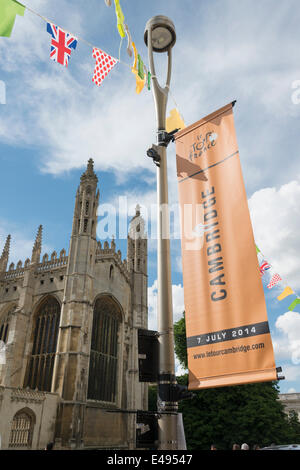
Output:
24,297,60,392
9,410,35,448
0,318,9,343
87,296,121,403
0,306,15,343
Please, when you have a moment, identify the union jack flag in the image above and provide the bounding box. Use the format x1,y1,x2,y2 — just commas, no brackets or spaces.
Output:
260,260,271,277
47,23,77,67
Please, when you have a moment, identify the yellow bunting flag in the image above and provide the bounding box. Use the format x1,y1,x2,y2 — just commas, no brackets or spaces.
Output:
132,41,137,69
132,68,145,94
277,286,294,301
131,41,145,94
114,0,125,38
166,108,186,133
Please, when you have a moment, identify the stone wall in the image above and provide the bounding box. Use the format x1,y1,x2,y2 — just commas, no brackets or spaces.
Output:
0,386,59,450
279,393,300,421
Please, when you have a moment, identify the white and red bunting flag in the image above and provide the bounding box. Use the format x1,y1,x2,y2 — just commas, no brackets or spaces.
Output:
92,47,118,87
267,273,282,289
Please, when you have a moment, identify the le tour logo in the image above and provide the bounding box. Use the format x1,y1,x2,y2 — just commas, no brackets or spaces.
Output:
189,131,218,162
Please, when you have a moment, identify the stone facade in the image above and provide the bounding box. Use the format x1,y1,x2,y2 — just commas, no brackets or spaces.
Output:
0,160,148,449
279,393,300,421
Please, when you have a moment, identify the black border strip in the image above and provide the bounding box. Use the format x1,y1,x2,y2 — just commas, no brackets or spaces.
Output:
186,321,270,348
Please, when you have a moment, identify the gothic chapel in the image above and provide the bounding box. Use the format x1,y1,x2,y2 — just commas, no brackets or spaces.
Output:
0,159,149,449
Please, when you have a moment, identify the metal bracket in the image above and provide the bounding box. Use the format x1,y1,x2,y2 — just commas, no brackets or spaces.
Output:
146,144,161,167
276,366,285,381
157,128,180,147
146,129,180,167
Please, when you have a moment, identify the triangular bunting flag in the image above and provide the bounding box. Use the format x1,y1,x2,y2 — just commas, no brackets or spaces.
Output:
277,286,294,301
259,260,271,276
166,108,186,133
288,298,300,311
267,273,282,289
114,0,125,38
0,0,25,37
130,42,145,94
47,23,77,67
137,54,144,79
131,68,145,94
92,48,118,87
147,71,151,90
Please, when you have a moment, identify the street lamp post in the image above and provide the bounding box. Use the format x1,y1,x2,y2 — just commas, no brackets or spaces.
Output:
144,16,179,450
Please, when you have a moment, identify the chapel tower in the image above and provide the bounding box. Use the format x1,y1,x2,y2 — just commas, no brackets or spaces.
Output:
51,158,99,447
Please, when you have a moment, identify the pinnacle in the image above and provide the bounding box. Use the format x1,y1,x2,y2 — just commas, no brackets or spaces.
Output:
1,234,11,258
33,225,43,250
87,158,94,174
80,158,98,183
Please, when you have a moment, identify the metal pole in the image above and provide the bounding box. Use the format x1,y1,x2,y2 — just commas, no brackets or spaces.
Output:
146,17,178,450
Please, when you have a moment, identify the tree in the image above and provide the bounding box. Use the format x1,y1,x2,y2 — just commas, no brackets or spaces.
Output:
169,313,300,450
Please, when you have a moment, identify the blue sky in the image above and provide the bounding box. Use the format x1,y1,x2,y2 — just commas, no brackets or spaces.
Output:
1,0,300,393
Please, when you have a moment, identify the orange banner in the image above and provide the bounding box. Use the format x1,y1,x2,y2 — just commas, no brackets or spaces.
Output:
175,102,277,389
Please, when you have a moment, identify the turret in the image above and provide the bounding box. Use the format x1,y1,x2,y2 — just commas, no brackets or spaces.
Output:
72,158,99,238
127,205,147,275
127,205,148,329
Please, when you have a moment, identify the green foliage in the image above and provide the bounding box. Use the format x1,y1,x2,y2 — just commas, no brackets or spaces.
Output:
165,313,300,450
173,312,188,369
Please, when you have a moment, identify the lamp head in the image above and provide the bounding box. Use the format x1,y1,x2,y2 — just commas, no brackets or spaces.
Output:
144,15,176,53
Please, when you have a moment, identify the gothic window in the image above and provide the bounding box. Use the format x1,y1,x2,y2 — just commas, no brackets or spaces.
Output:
9,409,35,448
24,297,60,392
0,320,8,343
109,264,114,280
87,296,121,403
0,306,14,343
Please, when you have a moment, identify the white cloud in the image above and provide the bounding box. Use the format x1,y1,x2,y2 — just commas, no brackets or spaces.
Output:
148,280,184,331
148,279,186,376
3,0,300,191
279,364,300,383
248,180,300,289
0,221,53,265
275,311,300,365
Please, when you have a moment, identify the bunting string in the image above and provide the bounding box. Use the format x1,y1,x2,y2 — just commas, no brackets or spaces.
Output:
0,0,187,128
256,244,300,312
